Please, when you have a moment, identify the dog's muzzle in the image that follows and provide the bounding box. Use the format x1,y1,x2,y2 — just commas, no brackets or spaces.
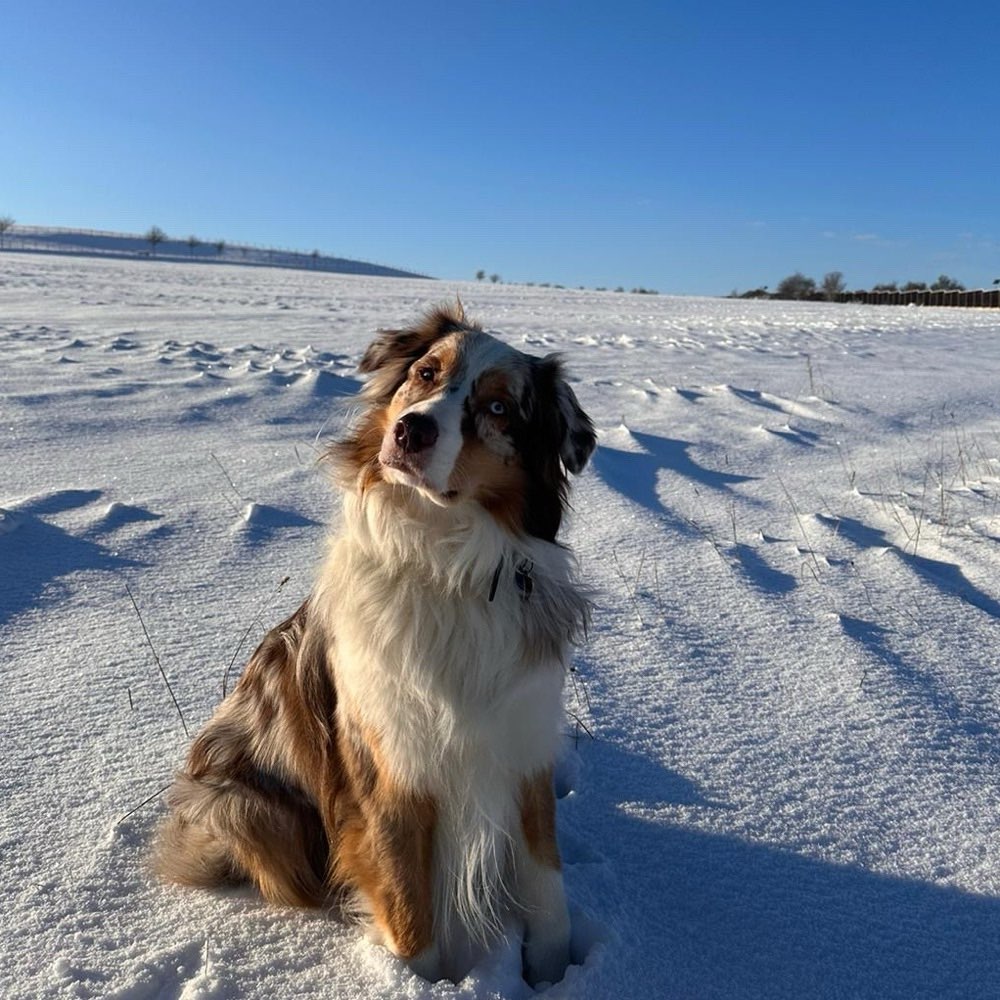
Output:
393,412,438,454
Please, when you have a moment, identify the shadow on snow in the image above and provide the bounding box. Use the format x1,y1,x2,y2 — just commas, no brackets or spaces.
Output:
573,737,1000,999
839,613,1000,758
817,513,1000,620
0,511,144,626
591,429,756,519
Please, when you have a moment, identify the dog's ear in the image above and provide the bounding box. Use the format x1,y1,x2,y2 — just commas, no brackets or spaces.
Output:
537,355,596,475
555,378,596,474
358,303,471,403
360,302,468,375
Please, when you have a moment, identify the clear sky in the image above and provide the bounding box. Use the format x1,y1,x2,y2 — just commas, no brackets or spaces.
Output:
4,1,999,294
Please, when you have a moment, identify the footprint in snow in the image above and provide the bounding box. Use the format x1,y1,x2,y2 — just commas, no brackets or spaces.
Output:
51,956,109,996
100,940,225,1000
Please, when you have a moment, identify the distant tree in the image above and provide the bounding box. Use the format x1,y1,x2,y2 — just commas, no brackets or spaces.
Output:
0,216,14,249
821,270,846,301
146,225,167,255
872,282,898,292
931,274,965,291
902,281,928,291
186,235,201,255
311,249,320,268
214,239,226,256
489,273,501,284
475,269,485,281
775,272,817,300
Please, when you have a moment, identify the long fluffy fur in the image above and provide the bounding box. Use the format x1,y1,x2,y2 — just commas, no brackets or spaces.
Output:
154,305,596,984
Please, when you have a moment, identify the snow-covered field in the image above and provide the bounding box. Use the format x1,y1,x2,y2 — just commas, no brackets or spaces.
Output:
4,254,1000,999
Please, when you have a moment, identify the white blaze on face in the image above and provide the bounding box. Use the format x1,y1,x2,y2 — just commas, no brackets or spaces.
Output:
379,332,527,502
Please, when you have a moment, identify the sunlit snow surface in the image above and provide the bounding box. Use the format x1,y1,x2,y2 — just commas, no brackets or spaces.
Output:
4,254,1000,999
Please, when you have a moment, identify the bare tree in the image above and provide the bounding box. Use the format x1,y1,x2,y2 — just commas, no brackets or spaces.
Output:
931,274,965,291
775,272,817,300
186,235,201,256
145,225,167,256
214,239,226,256
821,271,846,301
0,216,14,249
489,273,501,284
475,269,485,281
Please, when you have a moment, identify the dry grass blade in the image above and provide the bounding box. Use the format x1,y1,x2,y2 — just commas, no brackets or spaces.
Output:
222,575,291,697
117,781,172,826
125,583,189,737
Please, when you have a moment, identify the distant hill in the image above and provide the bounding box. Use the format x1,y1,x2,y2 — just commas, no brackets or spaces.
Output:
2,225,432,279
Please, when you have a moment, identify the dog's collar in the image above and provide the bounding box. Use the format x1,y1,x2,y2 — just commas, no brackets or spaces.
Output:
488,558,534,602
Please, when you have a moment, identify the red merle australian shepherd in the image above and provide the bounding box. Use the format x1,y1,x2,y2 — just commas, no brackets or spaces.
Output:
154,303,596,986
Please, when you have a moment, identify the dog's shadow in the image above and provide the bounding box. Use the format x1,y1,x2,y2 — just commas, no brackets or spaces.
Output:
559,737,1000,998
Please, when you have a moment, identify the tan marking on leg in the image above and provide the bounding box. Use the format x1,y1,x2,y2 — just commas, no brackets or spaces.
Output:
334,788,438,959
331,722,438,959
520,768,561,870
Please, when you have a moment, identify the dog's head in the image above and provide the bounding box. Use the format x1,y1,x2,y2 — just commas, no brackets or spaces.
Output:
332,303,596,541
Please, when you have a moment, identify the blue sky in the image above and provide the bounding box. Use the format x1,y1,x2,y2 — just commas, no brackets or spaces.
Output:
3,1,999,294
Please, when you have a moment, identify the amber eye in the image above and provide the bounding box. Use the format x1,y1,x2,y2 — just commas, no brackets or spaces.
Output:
417,366,436,382
488,400,507,416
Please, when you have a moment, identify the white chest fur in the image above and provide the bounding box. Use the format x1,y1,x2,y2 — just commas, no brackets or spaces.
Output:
316,493,572,955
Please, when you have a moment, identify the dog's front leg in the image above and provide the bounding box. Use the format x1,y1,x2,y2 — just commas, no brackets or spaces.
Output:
517,770,571,987
342,793,440,976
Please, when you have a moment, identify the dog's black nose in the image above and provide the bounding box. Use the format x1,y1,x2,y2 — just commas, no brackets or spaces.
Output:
394,413,438,454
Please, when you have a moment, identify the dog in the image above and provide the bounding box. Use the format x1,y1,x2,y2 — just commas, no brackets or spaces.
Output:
154,303,596,985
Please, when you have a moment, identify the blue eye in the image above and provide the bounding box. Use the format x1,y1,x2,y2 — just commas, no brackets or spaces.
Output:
489,400,507,416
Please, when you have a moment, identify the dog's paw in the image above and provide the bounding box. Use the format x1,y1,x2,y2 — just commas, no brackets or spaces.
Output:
522,923,571,989
406,941,444,984
522,946,570,990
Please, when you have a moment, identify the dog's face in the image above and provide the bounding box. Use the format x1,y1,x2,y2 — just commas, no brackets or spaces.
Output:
334,305,596,541
376,330,530,501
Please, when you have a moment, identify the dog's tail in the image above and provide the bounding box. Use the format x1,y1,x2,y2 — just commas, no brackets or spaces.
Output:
153,770,330,908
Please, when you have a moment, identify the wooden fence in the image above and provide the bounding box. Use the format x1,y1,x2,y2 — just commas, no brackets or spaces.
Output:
839,288,1000,308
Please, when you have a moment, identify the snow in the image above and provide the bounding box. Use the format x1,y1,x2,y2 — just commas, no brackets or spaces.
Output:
5,226,427,279
3,253,1000,999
